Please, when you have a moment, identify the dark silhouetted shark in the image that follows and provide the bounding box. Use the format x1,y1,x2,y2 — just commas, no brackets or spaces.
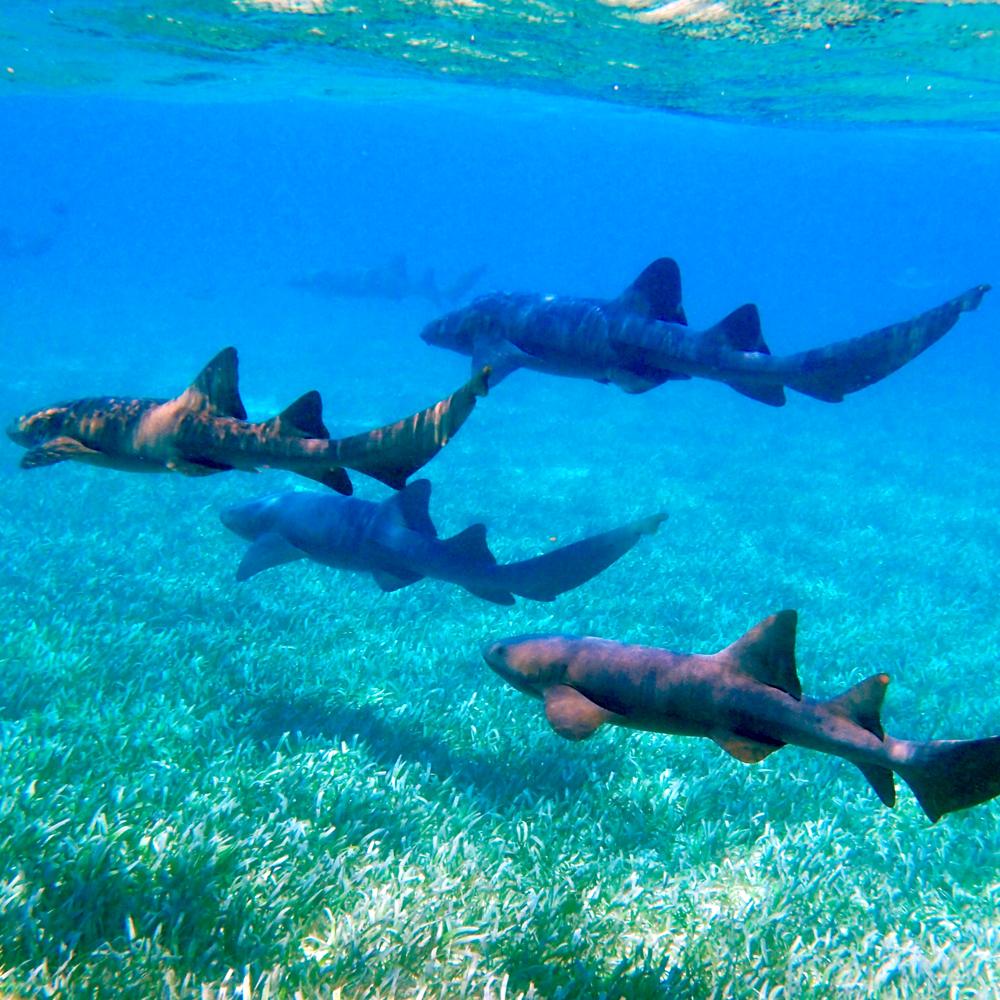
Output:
291,255,488,308
221,479,666,604
484,611,1000,821
7,348,488,495
422,257,989,405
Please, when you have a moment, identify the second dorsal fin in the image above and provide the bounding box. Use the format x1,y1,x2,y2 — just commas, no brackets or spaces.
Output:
442,523,497,565
703,304,770,354
721,610,801,699
186,347,247,418
269,390,330,439
828,674,889,741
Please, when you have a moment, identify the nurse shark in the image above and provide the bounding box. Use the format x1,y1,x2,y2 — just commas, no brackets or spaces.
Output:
291,254,488,307
421,257,989,406
221,479,666,604
7,347,488,495
484,611,1000,822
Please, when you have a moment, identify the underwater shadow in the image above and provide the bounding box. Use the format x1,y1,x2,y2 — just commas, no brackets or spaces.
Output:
497,902,712,1000
236,688,597,812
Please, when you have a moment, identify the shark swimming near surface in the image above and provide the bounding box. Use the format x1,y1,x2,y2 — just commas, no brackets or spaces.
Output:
220,479,666,604
422,257,989,405
484,611,1000,821
7,348,489,494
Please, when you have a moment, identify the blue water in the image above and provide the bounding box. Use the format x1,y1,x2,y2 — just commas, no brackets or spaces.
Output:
4,92,997,412
2,62,1000,1000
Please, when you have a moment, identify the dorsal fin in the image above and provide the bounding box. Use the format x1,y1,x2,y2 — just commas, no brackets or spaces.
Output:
616,258,687,325
375,479,438,536
186,347,247,418
828,674,889,740
442,523,497,565
722,610,801,699
270,390,329,439
704,304,770,354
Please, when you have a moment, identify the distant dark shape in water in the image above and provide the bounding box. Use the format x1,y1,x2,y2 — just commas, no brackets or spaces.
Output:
148,70,228,87
7,348,489,494
484,611,1000,822
0,203,69,258
422,257,989,405
221,479,666,604
0,227,56,259
290,254,488,307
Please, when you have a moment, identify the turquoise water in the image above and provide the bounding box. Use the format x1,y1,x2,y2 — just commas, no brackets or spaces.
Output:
2,4,1000,998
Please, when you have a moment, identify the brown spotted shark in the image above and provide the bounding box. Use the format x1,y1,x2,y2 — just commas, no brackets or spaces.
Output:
6,347,489,495
484,611,1000,821
422,257,989,405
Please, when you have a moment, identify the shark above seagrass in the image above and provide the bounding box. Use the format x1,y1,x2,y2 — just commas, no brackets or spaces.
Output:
221,479,666,604
484,611,1000,821
422,257,989,405
6,348,488,495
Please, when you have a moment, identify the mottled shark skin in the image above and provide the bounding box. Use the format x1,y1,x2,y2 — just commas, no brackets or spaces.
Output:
422,257,989,406
221,479,666,604
484,611,1000,822
6,348,489,495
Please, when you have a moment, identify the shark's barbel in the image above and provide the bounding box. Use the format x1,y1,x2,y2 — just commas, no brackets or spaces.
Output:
422,257,989,405
484,611,1000,821
6,348,489,494
221,480,666,604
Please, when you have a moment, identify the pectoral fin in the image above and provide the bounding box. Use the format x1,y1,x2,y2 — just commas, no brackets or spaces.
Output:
236,532,306,581
372,568,423,592
544,685,615,741
20,436,101,468
472,335,531,384
168,456,235,476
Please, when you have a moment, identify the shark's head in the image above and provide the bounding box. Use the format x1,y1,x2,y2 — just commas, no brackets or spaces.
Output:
6,404,72,448
219,492,287,541
482,634,577,698
420,294,510,355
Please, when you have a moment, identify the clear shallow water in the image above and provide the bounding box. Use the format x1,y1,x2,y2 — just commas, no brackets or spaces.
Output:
4,1,1000,127
1,8,1000,1000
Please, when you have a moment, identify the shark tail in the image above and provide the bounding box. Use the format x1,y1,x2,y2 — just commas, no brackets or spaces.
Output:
826,670,1000,820
494,513,667,602
782,284,989,403
329,367,490,490
896,736,1000,823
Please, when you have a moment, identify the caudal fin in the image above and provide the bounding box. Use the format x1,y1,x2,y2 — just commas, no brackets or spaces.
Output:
782,284,989,403
330,367,490,490
495,512,667,602
899,736,1000,822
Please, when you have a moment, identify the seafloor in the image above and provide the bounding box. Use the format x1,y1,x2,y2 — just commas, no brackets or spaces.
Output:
1,92,999,997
